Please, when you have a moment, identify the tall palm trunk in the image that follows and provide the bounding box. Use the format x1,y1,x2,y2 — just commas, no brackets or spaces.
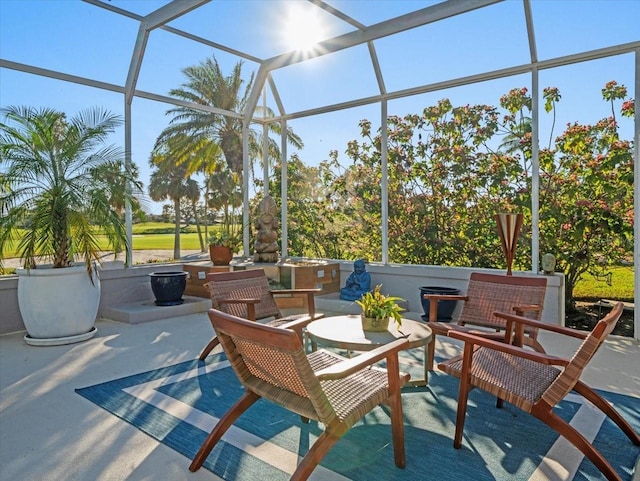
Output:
173,197,181,260
192,199,205,252
52,197,71,268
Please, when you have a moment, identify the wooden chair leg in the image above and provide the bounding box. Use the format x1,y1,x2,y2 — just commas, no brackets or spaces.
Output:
427,335,437,371
389,390,406,468
454,343,474,449
386,352,406,468
198,337,220,361
535,409,623,481
189,391,260,472
291,430,341,481
291,326,304,345
573,380,640,445
454,382,470,448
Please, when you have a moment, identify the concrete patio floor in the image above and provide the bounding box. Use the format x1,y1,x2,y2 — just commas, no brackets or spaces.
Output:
1,310,638,481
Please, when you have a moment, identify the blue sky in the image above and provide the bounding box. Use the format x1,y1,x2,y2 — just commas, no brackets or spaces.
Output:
1,0,638,214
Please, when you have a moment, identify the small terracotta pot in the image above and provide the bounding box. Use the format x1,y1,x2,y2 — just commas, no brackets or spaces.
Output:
209,245,233,265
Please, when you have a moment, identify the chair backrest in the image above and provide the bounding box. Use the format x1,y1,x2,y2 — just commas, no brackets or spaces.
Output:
208,308,338,426
458,273,547,330
541,302,624,407
206,269,282,320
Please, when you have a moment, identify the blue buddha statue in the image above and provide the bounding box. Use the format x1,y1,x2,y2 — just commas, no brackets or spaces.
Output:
340,259,372,301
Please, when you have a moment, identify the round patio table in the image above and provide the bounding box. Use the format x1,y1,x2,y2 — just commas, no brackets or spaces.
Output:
307,314,432,386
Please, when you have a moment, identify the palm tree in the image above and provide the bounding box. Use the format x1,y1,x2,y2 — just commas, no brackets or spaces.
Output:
207,166,243,216
92,159,145,219
183,178,205,252
0,105,139,274
154,56,304,257
179,138,224,250
91,159,146,255
155,55,303,176
149,141,197,260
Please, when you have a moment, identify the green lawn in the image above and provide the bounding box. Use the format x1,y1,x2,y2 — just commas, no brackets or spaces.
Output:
571,266,634,301
132,233,203,250
131,223,220,250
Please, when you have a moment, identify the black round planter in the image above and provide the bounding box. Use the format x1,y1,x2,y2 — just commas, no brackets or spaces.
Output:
420,286,460,322
149,271,188,306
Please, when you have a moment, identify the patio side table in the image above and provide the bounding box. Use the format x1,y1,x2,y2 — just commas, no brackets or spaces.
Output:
306,314,432,387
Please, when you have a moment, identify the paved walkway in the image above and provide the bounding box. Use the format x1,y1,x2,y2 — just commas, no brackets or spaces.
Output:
112,249,210,265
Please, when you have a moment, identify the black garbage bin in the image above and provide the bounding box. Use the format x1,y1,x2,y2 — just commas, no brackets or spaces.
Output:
419,286,460,322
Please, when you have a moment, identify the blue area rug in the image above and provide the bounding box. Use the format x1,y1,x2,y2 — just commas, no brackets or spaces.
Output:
76,350,639,480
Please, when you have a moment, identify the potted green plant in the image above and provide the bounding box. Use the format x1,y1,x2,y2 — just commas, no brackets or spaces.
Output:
0,106,139,345
207,213,242,265
355,284,405,332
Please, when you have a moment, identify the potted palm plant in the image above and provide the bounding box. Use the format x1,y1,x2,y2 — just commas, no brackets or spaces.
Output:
0,106,139,345
356,284,405,332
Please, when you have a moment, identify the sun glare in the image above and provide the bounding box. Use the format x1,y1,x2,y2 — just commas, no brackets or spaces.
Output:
283,5,326,53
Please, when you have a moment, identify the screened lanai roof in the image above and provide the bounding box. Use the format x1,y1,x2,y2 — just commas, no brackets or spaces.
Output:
1,0,639,338
0,2,637,174
2,0,639,122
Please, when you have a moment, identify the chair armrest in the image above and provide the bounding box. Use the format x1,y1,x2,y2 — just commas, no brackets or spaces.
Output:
315,338,410,381
279,317,315,329
494,311,588,340
424,295,469,321
512,304,541,316
218,298,261,305
218,298,260,322
271,288,322,295
423,294,468,302
448,330,569,366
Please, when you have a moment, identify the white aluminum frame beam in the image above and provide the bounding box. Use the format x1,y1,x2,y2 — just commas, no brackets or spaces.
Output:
83,0,261,64
309,0,386,94
634,47,639,341
123,0,209,265
125,0,209,104
0,59,124,94
245,0,502,118
524,0,540,275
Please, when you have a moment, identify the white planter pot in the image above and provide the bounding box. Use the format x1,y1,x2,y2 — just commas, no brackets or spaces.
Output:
17,264,100,346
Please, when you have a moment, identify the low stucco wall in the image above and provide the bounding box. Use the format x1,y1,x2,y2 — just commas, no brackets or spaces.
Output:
0,260,564,335
332,261,564,326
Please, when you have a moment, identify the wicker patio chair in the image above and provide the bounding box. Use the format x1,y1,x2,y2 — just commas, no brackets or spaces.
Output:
424,273,547,375
438,302,639,481
189,309,411,480
198,269,323,360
